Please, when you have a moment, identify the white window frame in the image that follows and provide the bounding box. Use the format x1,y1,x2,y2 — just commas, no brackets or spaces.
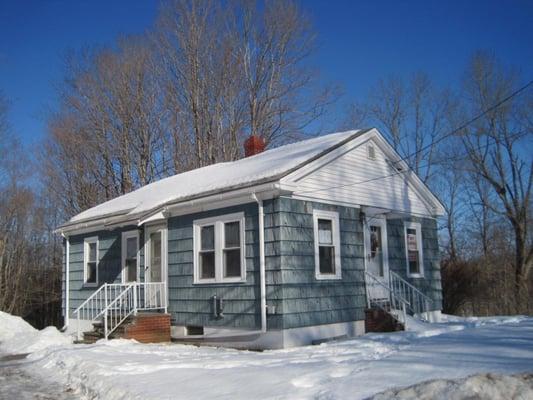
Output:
83,236,99,286
193,212,246,284
404,221,424,278
121,230,139,283
313,210,342,280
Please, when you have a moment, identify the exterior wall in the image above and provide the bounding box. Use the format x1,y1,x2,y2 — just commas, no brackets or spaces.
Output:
62,199,442,334
64,226,140,317
291,138,433,215
386,217,442,311
267,197,367,330
167,203,262,329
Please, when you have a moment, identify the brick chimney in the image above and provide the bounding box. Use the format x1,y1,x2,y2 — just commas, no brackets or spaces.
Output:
244,135,266,157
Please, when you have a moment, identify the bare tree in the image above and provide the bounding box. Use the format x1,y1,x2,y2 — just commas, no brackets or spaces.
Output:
346,73,453,183
459,52,532,311
154,0,337,171
44,37,170,217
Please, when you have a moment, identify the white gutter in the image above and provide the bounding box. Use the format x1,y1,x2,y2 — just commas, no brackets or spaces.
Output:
61,233,70,330
252,193,267,333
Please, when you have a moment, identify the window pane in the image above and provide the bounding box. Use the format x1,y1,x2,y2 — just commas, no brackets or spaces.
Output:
126,237,137,259
370,226,384,276
408,251,420,274
201,225,215,251
126,259,137,282
87,262,97,283
224,221,240,248
88,242,97,262
200,251,215,279
319,246,335,274
224,249,241,278
318,219,333,244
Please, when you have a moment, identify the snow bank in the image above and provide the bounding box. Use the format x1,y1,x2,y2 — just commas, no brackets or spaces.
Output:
371,373,533,400
0,311,71,354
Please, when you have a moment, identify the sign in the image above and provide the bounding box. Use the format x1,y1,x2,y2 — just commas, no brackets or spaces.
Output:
407,233,418,251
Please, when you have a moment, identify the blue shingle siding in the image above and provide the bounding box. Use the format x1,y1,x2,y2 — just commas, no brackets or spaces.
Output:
386,217,443,311
65,227,137,316
271,197,367,330
63,198,442,330
167,203,262,329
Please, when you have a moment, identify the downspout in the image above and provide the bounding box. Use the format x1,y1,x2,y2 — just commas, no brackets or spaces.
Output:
61,233,70,331
252,193,267,333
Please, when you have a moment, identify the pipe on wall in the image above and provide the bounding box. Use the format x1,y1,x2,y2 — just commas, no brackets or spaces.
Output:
61,233,70,330
252,193,267,333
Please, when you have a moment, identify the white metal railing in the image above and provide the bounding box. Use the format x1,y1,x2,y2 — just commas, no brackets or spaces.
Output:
389,271,433,319
365,271,407,326
74,282,167,340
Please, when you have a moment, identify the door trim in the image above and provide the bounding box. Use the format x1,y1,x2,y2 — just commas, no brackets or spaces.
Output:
363,216,389,281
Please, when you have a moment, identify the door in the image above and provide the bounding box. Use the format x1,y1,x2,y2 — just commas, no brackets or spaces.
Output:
364,217,389,299
144,224,167,309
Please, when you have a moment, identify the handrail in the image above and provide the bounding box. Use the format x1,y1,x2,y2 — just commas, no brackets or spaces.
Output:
389,271,432,302
389,270,433,319
104,283,136,339
74,281,168,340
365,271,407,326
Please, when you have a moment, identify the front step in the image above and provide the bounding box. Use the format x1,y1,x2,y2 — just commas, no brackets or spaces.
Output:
365,308,404,333
78,313,171,344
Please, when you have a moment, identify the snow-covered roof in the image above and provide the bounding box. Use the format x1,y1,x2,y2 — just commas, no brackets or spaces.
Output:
64,129,366,227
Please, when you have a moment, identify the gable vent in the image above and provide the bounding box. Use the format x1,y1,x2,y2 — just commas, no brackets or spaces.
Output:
367,144,376,160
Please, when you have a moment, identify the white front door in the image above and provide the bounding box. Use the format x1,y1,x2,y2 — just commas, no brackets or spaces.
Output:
144,224,167,307
364,217,389,299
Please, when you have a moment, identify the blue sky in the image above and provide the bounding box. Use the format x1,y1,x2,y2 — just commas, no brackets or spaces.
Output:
1,0,532,145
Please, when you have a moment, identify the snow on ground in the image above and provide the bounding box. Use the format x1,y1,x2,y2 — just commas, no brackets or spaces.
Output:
1,313,532,400
372,373,533,400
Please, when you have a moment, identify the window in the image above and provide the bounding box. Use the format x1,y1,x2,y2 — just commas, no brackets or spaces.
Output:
194,212,245,283
84,237,98,286
313,210,341,280
122,231,139,283
404,222,424,277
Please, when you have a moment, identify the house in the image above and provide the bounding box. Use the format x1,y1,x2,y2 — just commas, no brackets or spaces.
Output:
57,128,445,349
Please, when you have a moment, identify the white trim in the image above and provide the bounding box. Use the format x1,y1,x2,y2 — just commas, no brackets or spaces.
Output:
313,210,342,280
404,221,424,278
83,236,99,287
121,230,140,283
193,212,246,284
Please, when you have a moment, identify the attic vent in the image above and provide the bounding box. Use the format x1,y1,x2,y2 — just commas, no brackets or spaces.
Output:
367,144,376,160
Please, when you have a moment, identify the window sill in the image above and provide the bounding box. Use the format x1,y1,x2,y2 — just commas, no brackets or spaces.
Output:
193,278,247,285
315,274,342,281
82,283,98,288
407,273,424,279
